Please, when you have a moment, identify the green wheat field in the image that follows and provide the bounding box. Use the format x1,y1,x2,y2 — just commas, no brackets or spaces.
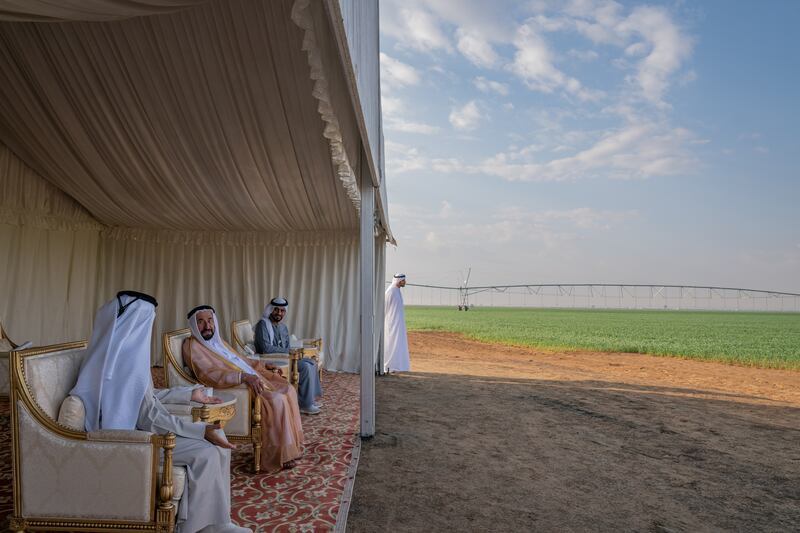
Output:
405,306,800,370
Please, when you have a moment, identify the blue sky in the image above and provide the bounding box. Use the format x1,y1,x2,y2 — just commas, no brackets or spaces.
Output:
379,0,800,292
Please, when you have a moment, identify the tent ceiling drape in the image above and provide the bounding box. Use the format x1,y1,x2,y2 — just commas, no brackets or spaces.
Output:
0,0,360,232
0,1,209,22
0,0,388,373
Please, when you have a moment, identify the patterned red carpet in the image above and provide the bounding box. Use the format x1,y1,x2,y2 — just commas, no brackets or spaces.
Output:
0,371,360,532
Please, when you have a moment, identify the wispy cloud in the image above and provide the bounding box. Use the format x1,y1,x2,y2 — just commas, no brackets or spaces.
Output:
480,122,697,181
617,6,693,107
568,48,600,61
449,100,485,131
473,76,509,95
394,120,697,181
386,119,441,135
381,4,452,53
456,28,500,68
390,201,638,252
510,21,604,102
380,53,421,88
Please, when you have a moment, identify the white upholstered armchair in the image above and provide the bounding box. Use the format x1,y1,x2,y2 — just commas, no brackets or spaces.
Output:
9,341,182,532
162,327,264,473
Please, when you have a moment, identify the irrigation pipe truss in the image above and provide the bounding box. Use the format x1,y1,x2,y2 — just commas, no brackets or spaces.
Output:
389,282,800,312
398,283,800,298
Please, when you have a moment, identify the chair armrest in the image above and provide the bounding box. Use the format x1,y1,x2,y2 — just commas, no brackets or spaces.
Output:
161,403,194,417
87,429,153,442
256,352,290,358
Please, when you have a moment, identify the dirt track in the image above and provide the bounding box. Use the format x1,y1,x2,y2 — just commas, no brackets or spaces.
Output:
348,331,800,532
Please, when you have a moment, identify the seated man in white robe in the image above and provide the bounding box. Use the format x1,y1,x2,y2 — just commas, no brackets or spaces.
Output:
70,291,250,533
254,297,323,415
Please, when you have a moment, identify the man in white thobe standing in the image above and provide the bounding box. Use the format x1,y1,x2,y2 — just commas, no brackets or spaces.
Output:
384,273,411,373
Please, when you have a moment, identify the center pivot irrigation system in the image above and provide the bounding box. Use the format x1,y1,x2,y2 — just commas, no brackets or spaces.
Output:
391,273,800,313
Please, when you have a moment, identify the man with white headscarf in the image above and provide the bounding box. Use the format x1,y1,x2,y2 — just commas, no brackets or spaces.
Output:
70,291,249,533
384,274,411,373
183,305,304,474
254,297,323,415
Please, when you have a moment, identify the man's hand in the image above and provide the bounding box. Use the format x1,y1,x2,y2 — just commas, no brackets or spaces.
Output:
204,424,236,449
242,373,268,394
191,388,223,404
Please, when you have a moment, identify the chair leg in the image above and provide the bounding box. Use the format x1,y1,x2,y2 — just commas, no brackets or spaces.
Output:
290,359,299,390
252,395,262,474
254,441,262,474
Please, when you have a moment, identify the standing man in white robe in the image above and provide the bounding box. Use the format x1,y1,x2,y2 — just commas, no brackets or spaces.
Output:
384,273,411,373
70,291,250,533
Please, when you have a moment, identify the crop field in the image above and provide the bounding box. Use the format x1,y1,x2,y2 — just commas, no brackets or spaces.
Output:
405,306,800,370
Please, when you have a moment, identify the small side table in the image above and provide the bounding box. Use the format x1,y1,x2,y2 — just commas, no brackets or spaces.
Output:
190,391,236,428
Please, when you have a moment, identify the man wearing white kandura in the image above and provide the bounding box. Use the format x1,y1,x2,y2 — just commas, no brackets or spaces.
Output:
384,273,411,373
254,297,323,415
70,291,250,533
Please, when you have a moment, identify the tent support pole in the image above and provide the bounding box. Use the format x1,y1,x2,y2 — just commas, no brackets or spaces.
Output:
360,155,376,438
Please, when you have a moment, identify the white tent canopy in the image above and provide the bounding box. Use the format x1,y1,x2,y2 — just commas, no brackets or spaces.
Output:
0,0,389,380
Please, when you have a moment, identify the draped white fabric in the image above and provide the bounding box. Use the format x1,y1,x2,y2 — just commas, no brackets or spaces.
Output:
1,146,374,371
0,0,360,231
0,145,102,343
0,0,210,22
0,0,388,374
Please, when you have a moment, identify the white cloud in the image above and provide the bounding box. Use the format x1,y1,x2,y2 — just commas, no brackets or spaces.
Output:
510,21,603,102
382,95,404,116
389,201,637,252
384,142,427,175
387,120,697,182
380,53,421,89
617,6,693,107
381,4,452,53
567,49,599,61
385,118,441,135
473,76,509,95
456,28,500,68
478,122,696,181
449,100,484,131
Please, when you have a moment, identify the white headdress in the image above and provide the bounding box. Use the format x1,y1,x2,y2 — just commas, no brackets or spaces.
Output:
260,297,288,345
391,273,406,288
70,291,157,431
187,306,256,375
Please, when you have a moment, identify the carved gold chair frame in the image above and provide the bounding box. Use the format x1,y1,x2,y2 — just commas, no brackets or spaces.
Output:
0,321,19,399
9,341,177,532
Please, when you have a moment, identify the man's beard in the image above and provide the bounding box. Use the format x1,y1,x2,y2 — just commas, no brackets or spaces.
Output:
201,330,213,340
270,313,283,323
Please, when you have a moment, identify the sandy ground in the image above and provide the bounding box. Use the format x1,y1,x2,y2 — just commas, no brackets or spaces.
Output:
347,331,800,532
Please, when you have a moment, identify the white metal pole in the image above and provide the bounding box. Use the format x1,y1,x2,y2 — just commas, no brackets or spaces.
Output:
360,159,376,438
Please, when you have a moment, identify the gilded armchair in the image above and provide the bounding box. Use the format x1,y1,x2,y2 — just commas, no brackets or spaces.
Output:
162,328,264,473
0,321,20,397
9,341,181,532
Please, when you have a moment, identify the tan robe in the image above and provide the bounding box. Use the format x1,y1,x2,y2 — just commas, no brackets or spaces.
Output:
182,337,304,473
